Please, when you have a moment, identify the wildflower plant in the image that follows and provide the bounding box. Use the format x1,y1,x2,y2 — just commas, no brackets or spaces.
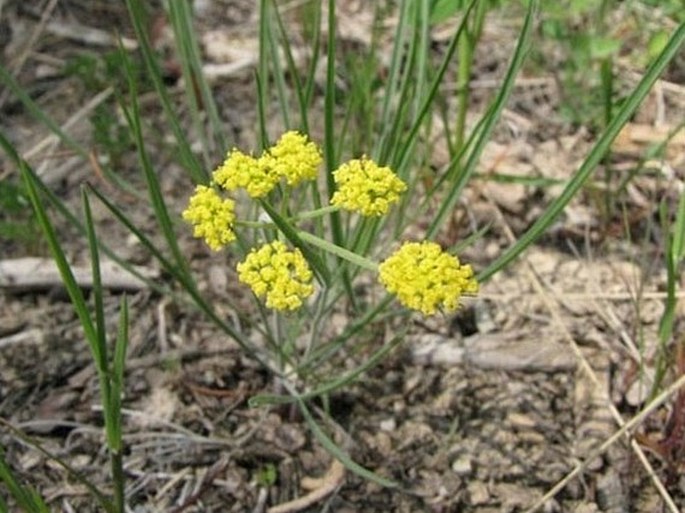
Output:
0,0,683,507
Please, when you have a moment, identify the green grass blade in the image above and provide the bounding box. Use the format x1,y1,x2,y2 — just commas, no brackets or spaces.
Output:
271,0,308,131
392,0,478,172
479,20,685,282
0,65,85,157
259,199,331,285
323,0,344,244
297,399,398,488
81,190,109,381
0,449,49,513
112,296,129,444
257,0,270,149
109,295,128,513
166,0,227,156
119,49,194,286
427,0,538,240
123,0,206,183
0,421,116,513
20,162,100,365
250,330,405,407
265,8,292,129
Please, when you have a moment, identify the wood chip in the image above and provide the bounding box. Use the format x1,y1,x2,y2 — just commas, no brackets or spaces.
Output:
0,257,158,292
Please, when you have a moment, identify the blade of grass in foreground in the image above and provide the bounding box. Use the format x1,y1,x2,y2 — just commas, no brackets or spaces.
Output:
478,21,685,282
0,448,49,513
19,155,118,513
166,0,227,158
119,47,194,287
0,420,115,513
82,190,126,513
296,398,398,488
124,0,206,183
426,0,539,240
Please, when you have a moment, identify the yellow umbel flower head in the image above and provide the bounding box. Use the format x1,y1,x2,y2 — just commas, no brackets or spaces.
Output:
378,241,478,316
213,148,278,198
330,156,407,216
237,241,314,311
265,131,322,186
182,185,237,251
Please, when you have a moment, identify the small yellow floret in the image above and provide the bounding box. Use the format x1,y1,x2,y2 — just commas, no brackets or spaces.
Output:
213,149,278,198
378,241,478,316
266,131,322,186
182,185,236,251
237,241,314,311
330,156,406,216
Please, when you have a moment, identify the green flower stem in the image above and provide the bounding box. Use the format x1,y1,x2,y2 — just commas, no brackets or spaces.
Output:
235,220,275,229
292,204,340,221
297,231,378,272
235,205,341,230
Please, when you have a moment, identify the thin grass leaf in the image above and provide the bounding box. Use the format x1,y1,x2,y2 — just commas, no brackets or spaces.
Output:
296,399,398,488
123,0,206,183
0,449,49,513
479,20,685,282
392,0,478,172
109,295,129,513
672,183,685,261
119,48,194,286
250,330,405,407
323,0,343,245
427,0,538,240
166,0,227,157
257,0,270,149
265,7,292,129
259,199,331,285
271,0,309,132
111,296,130,447
20,162,100,366
0,65,85,157
82,190,109,384
0,420,116,513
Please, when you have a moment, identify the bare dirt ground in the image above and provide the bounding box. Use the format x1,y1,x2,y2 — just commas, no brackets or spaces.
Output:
2,1,685,512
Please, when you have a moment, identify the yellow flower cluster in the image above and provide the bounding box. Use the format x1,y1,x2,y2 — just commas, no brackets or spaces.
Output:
181,185,237,251
265,131,322,186
213,149,276,199
212,131,322,198
237,241,314,311
378,241,478,316
331,156,407,216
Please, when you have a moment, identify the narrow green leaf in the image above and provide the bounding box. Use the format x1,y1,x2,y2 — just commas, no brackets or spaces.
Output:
479,20,685,282
166,0,227,157
672,186,685,261
20,161,100,363
259,199,331,285
81,190,109,379
0,449,49,513
427,0,538,240
123,0,206,182
297,399,398,488
250,331,404,407
0,421,116,513
119,48,193,286
0,65,85,157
